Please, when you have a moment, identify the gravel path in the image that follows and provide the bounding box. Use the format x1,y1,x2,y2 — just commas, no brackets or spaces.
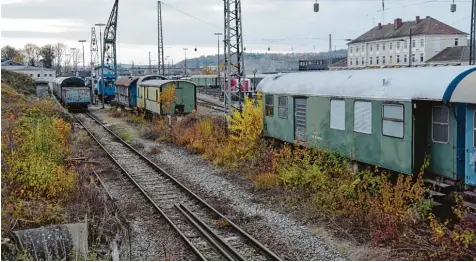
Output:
91,109,346,261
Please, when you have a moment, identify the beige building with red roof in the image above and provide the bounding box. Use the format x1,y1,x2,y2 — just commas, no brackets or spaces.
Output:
347,16,468,68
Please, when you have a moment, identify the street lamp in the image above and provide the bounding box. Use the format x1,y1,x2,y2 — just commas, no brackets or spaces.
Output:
183,48,188,77
95,23,106,108
78,40,86,72
214,32,222,89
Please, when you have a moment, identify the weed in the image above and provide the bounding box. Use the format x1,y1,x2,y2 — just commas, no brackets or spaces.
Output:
118,131,133,142
150,146,161,154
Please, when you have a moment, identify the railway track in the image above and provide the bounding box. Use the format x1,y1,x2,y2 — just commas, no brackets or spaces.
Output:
74,112,281,261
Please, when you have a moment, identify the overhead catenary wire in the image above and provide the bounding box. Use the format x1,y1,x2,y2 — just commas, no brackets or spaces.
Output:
160,1,222,30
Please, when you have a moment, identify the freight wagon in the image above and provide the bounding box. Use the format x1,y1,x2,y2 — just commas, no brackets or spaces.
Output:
114,75,167,109
137,79,197,115
52,76,90,110
258,66,476,188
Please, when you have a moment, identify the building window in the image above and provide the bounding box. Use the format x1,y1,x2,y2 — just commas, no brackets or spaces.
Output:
389,42,393,50
420,53,424,62
361,45,364,52
397,55,400,63
370,45,373,52
361,57,364,65
403,41,407,49
370,57,373,65
44,74,47,77
354,101,372,134
434,40,441,52
404,54,408,63
382,104,404,138
278,96,288,119
420,38,424,47
455,38,459,46
376,56,379,64
37,74,40,77
382,43,386,50
350,47,353,54
397,41,400,49
389,55,393,63
376,44,380,51
412,39,416,48
49,74,52,77
356,59,359,65
356,46,359,53
432,106,449,143
265,94,274,116
383,56,386,64
412,53,415,62
330,100,345,130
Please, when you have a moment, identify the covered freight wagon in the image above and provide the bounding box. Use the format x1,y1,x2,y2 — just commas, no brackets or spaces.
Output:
52,76,90,110
137,80,197,115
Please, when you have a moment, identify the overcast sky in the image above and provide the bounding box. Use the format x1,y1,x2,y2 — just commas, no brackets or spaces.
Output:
1,0,473,65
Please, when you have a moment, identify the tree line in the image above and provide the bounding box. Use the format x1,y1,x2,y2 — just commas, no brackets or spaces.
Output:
1,43,83,75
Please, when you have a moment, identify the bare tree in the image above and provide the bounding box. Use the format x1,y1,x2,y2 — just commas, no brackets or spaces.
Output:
54,43,67,75
39,45,55,68
22,43,40,66
70,48,82,72
64,53,71,75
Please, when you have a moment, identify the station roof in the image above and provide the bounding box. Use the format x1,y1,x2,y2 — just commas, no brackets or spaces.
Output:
257,66,476,102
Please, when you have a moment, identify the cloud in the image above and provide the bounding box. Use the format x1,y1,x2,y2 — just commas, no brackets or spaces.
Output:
2,18,87,33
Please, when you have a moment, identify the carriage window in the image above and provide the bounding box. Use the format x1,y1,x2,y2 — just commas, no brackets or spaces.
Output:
382,104,404,138
278,96,288,119
265,95,274,116
473,111,476,149
330,99,345,130
354,101,372,134
432,106,449,143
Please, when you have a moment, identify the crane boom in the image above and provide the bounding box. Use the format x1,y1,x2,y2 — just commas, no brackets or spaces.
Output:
103,0,119,79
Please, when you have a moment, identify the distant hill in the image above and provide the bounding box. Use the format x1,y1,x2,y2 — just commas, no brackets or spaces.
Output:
173,49,347,74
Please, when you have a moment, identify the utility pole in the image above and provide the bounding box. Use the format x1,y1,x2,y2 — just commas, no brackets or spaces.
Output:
149,51,152,74
470,0,475,65
328,34,332,66
224,0,245,115
157,1,165,75
183,48,188,77
78,40,86,72
214,32,222,89
95,23,106,108
90,27,99,104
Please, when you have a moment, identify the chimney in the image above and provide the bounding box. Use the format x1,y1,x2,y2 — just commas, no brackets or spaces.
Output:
416,16,420,23
394,18,403,29
378,22,382,29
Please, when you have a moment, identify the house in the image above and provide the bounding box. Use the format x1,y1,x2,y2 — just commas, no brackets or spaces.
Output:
1,59,25,66
2,64,56,83
347,16,468,68
426,46,470,66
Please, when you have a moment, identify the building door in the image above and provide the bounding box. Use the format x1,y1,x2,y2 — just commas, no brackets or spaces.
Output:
294,97,307,142
466,106,476,186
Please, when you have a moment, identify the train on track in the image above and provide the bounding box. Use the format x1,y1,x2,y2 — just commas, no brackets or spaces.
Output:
257,66,476,194
51,76,91,110
114,75,197,115
189,74,269,91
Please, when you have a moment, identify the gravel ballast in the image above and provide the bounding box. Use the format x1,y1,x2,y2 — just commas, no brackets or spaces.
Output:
91,109,347,260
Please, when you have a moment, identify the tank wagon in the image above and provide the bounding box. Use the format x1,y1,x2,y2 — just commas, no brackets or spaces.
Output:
52,76,90,110
258,66,476,188
114,75,167,109
137,79,197,115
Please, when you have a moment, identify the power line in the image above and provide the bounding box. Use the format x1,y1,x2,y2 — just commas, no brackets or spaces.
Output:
160,2,222,30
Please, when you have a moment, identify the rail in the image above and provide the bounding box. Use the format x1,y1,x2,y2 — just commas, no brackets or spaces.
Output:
74,112,282,261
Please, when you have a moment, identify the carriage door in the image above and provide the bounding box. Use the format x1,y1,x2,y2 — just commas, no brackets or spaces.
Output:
466,106,476,186
294,97,307,142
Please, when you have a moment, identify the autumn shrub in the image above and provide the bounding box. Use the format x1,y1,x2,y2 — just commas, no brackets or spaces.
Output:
427,195,476,260
1,86,78,232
